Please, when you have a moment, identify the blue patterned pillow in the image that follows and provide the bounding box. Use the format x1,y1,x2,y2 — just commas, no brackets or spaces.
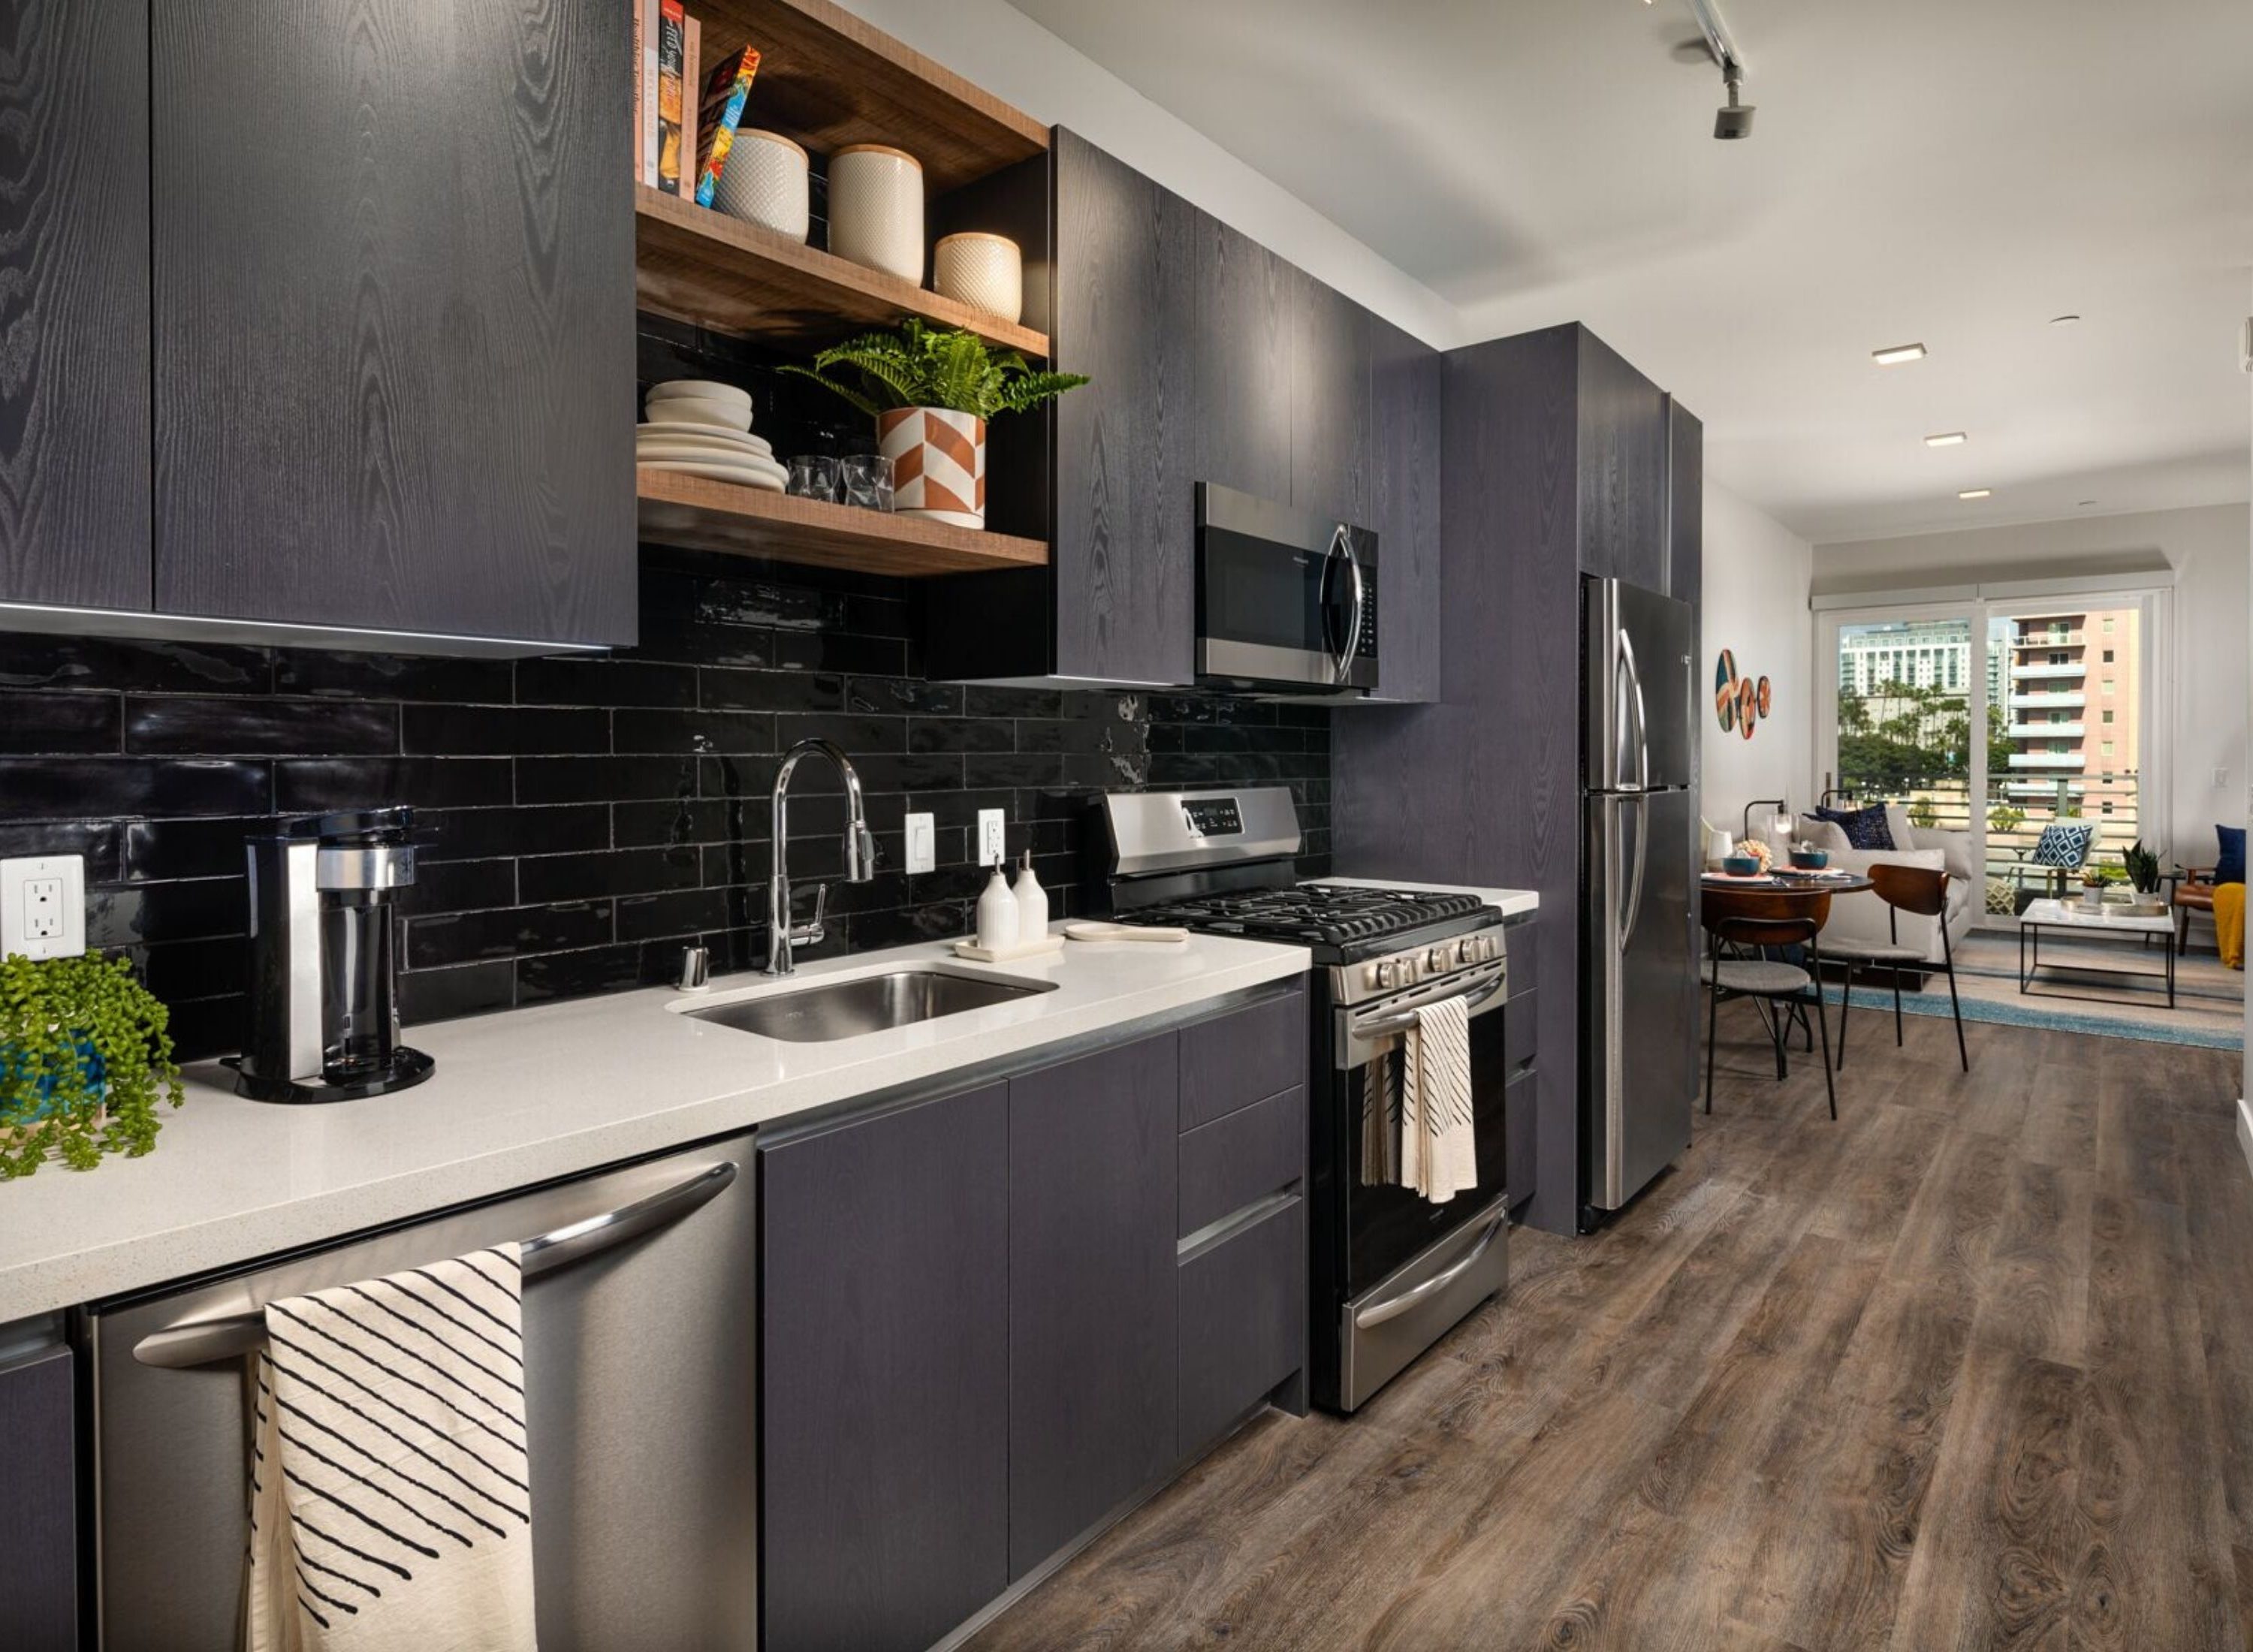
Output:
1813,804,1892,851
2030,821,2094,869
2216,824,2245,886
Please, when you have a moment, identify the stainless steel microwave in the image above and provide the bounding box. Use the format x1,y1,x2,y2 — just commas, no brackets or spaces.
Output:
1195,481,1380,695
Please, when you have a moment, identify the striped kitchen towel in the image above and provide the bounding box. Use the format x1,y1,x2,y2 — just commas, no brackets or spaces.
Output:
1391,993,1479,1204
245,1245,537,1651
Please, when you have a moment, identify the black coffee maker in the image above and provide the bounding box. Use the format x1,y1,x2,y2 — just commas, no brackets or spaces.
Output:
232,807,433,1103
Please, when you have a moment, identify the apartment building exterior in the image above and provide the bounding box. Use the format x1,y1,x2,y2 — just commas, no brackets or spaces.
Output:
2003,607,2140,828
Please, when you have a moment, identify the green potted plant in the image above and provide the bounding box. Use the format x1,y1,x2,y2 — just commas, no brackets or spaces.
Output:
1,953,183,1179
2077,865,2113,911
782,319,1087,529
2125,839,2162,896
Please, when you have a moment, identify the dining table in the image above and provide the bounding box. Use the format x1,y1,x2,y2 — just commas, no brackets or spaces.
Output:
1698,868,1874,1048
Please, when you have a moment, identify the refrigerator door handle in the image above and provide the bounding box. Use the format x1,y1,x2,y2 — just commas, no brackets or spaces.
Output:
1618,626,1651,791
1621,792,1651,953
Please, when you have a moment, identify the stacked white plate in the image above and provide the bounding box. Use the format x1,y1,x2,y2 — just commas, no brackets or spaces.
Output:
638,380,787,491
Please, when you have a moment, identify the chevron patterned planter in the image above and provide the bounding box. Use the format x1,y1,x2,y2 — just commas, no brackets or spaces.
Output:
876,406,987,529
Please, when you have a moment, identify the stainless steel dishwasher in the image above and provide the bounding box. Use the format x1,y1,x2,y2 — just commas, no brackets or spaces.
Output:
86,1131,758,1650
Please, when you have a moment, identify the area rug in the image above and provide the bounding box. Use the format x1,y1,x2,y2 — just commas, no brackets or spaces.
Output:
1825,928,2243,1051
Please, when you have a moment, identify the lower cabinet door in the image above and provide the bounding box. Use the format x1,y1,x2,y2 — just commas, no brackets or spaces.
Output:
1178,1194,1308,1454
0,1340,76,1652
1009,1033,1180,1578
761,1086,1010,1651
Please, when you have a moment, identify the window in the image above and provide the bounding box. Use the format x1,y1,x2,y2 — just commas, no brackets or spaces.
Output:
2049,740,2070,754
2103,679,2116,695
2104,616,2116,633
2048,651,2068,665
2103,649,2115,663
2102,710,2115,724
2101,741,2115,757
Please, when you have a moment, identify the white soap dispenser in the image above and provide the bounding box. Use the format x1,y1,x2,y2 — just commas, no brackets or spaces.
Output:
975,854,1019,951
1013,849,1048,942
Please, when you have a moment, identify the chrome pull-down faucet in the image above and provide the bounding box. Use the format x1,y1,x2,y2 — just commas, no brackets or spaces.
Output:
766,739,877,975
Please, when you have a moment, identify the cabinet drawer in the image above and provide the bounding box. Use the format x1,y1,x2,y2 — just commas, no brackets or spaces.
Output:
1178,1195,1307,1453
1504,988,1537,1075
1179,1087,1304,1237
1179,987,1307,1132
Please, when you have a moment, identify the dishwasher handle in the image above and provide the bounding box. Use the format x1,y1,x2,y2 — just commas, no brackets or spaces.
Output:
130,1159,740,1370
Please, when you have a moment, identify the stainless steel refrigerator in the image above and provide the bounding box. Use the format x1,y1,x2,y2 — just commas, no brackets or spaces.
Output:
1582,575,1700,1219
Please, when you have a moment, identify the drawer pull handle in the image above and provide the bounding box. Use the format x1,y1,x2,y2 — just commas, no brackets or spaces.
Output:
1353,1207,1507,1330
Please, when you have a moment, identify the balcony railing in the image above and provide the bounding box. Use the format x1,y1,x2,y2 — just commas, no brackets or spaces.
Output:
2008,752,2086,768
2010,662,2087,680
1826,773,2144,890
2007,721,2085,737
2007,692,2085,708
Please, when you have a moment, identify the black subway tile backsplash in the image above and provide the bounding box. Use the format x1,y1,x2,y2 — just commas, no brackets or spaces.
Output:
0,554,1329,1060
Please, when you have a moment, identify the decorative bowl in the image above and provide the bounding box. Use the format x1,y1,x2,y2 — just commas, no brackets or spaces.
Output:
1721,855,1760,877
1790,849,1830,870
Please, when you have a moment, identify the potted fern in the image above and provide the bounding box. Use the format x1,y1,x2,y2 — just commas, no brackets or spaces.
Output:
2,953,183,1178
782,320,1086,529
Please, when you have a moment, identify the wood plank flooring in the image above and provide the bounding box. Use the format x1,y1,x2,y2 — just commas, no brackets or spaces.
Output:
964,1013,2251,1652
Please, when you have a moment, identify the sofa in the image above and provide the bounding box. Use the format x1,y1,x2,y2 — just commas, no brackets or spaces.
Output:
1788,806,1978,966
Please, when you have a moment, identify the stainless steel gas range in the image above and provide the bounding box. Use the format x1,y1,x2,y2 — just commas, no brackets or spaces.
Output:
1095,788,1523,1413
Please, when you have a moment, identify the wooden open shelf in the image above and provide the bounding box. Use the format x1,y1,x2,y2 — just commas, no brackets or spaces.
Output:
635,187,1049,355
636,468,1049,577
689,0,1048,195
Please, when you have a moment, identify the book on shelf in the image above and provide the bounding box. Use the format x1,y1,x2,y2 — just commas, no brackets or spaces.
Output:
639,0,660,185
656,0,686,194
683,14,700,201
693,45,762,208
631,1,643,179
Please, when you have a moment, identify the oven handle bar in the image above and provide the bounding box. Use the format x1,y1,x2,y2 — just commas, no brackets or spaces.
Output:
1350,972,1507,1041
1353,1206,1508,1329
129,1161,739,1370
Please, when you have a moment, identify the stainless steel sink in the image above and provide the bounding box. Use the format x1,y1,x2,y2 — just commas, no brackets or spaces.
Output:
685,968,1056,1043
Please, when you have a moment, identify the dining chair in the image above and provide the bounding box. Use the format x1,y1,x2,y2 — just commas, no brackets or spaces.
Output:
1700,884,1837,1121
1827,864,1968,1073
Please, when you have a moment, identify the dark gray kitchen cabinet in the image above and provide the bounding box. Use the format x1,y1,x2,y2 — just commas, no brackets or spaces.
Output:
760,1085,1011,1652
1574,328,1671,586
149,0,636,647
1008,1032,1180,1578
1048,128,1197,687
1178,1193,1306,1452
0,0,151,613
1368,316,1443,704
0,1337,77,1651
1193,212,1295,507
1669,399,1703,607
1289,268,1371,527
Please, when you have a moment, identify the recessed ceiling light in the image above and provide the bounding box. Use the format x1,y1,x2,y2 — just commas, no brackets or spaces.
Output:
1958,488,1992,501
1924,431,1968,447
1872,343,1928,366
2049,314,2080,325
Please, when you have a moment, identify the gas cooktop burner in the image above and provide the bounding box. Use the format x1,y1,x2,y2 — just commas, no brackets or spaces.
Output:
1123,883,1490,949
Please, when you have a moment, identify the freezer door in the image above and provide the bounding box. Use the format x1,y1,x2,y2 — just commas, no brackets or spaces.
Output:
1584,577,1697,792
88,1136,760,1652
1585,788,1697,1212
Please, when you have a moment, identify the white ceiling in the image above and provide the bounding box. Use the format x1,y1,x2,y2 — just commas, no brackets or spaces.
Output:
1004,0,2253,544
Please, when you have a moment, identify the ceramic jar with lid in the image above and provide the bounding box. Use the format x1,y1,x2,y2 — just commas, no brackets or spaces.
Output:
827,143,924,282
933,232,1023,324
714,128,810,240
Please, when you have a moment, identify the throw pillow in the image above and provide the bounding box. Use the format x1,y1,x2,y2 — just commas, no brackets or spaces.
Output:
2030,821,2094,869
1813,803,1893,851
1796,818,1851,854
2217,824,2245,887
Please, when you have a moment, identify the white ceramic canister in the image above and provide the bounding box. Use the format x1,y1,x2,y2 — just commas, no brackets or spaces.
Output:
975,863,1018,951
933,231,1023,324
713,128,810,240
827,143,924,282
1012,849,1048,942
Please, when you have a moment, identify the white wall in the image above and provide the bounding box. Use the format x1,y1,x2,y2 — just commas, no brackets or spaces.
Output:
1812,504,2251,870
1699,482,1814,842
831,0,1461,347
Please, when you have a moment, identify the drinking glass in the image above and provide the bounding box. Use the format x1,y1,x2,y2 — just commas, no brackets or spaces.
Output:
786,455,840,502
840,454,894,512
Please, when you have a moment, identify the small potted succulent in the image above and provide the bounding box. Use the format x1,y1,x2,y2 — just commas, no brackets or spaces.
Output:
1,953,183,1179
782,319,1087,529
2078,866,2113,911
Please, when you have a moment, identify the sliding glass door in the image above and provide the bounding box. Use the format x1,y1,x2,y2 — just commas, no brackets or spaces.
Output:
1818,588,2167,927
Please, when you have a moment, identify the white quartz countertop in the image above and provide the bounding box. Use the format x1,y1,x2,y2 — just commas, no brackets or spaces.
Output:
0,930,1309,1322
1311,878,1540,920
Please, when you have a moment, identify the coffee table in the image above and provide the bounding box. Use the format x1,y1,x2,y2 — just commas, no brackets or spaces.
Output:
2018,897,2176,1008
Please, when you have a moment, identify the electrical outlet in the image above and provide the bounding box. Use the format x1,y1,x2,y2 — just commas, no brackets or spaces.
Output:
2,854,86,961
2216,767,2232,792
976,809,1007,868
904,812,936,875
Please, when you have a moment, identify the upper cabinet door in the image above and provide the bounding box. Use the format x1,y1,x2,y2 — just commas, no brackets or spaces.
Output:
1668,399,1703,607
1369,316,1442,704
1573,327,1669,588
1051,130,1196,687
1288,268,1371,527
1193,213,1292,505
150,0,635,646
0,1,151,612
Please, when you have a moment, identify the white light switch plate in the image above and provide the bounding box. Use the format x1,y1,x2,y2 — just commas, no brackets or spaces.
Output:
904,812,936,875
976,809,1007,868
2,854,86,960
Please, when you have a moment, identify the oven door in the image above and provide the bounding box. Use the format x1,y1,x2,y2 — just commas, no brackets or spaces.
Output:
1196,481,1379,692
